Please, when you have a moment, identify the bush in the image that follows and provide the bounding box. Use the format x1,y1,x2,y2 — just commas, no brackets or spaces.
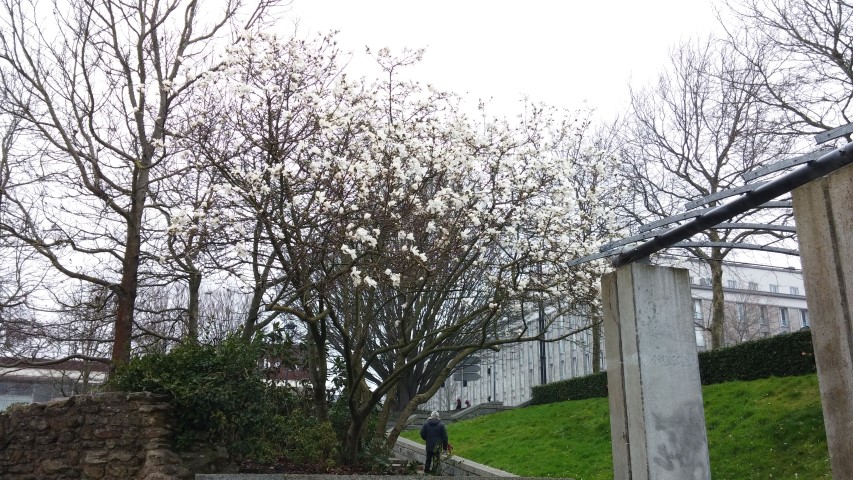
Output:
530,329,816,405
698,329,816,384
530,371,608,405
106,335,334,465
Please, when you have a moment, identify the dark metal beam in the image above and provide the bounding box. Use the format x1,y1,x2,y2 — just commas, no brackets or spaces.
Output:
671,242,799,256
638,201,791,232
600,223,795,253
815,122,853,145
613,142,853,268
684,182,767,210
743,148,831,182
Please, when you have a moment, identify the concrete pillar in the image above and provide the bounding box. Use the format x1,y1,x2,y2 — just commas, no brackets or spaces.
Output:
791,163,853,477
602,263,710,480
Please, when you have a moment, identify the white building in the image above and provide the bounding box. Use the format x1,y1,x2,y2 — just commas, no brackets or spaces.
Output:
0,358,107,411
680,257,809,349
421,257,809,410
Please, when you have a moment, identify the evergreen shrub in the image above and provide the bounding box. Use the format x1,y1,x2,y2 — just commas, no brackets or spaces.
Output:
697,329,815,384
106,335,334,464
530,329,815,405
530,371,608,405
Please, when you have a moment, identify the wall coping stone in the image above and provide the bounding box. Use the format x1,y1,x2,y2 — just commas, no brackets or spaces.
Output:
197,477,570,480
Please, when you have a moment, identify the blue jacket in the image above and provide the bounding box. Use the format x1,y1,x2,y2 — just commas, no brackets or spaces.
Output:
420,418,449,452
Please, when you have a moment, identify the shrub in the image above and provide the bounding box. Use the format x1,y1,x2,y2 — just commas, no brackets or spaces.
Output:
530,329,815,405
107,336,270,455
698,329,816,384
107,335,334,465
530,371,608,405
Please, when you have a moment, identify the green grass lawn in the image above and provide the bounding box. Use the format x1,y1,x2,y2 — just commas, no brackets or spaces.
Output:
401,374,829,479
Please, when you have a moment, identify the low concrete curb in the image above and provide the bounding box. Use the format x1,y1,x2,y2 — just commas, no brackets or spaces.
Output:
195,438,573,479
196,476,567,480
392,437,520,478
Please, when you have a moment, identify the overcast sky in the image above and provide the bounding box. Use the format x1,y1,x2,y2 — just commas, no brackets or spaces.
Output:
285,0,722,120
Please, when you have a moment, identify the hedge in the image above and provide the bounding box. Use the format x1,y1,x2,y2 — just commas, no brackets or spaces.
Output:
697,329,816,384
530,329,815,405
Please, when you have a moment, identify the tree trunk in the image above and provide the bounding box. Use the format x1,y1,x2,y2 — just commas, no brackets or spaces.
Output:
591,302,602,373
307,325,329,422
375,394,396,441
111,170,147,370
709,253,726,349
343,412,367,465
187,269,201,343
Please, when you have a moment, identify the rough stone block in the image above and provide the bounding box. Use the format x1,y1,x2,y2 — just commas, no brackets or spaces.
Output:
84,449,110,465
82,463,105,479
94,428,123,439
40,458,70,475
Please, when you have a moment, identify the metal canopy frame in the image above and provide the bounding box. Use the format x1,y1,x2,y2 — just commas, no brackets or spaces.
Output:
568,122,853,269
612,140,853,268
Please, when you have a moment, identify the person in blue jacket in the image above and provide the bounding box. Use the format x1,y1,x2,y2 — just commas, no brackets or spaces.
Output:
420,410,449,474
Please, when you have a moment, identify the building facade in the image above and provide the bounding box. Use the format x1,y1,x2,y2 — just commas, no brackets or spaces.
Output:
421,258,809,410
0,358,107,411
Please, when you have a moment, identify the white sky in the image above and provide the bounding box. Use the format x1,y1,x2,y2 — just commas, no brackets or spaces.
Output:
285,0,722,120
278,1,802,270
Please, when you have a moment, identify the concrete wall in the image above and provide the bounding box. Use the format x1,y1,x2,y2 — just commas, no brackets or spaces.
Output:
602,263,710,480
792,162,853,477
392,436,518,477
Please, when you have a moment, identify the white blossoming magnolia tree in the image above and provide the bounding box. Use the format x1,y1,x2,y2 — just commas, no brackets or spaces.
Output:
178,32,622,463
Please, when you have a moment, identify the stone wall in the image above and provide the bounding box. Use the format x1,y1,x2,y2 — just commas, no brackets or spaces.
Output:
0,392,191,480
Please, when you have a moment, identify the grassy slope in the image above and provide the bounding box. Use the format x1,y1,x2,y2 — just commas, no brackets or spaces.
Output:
402,374,829,479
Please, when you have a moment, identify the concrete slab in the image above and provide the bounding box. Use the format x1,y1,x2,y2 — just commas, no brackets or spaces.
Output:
792,162,853,477
602,263,710,480
196,477,568,480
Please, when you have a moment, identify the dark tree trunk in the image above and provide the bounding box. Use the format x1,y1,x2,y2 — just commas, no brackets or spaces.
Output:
111,166,148,370
187,269,201,343
709,252,726,349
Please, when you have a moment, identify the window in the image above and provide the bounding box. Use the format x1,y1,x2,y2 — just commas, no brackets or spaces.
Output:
736,303,746,322
694,327,706,348
780,308,789,328
727,280,738,289
790,286,800,295
769,284,779,293
748,282,758,290
800,309,810,328
700,278,711,286
692,299,703,320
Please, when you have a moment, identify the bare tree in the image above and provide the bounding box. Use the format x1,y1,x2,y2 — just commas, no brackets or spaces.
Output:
621,38,795,349
722,0,853,137
0,0,280,368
